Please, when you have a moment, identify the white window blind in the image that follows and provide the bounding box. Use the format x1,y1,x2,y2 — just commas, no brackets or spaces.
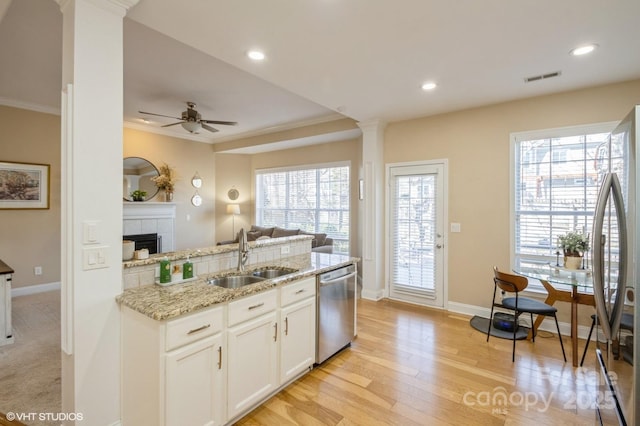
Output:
512,123,624,273
390,172,437,297
255,164,350,254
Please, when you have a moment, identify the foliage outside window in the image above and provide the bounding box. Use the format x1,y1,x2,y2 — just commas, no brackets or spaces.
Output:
512,123,623,278
255,163,350,254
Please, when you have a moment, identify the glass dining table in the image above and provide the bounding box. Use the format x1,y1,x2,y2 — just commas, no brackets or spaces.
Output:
513,264,595,367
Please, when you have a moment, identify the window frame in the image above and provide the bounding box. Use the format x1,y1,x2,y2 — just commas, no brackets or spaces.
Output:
509,121,618,292
254,161,351,254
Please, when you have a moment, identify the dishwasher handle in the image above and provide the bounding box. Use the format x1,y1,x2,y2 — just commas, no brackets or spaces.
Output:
319,271,357,286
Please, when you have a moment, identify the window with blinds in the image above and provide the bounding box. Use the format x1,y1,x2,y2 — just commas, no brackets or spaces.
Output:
512,123,623,275
391,173,437,296
255,163,350,254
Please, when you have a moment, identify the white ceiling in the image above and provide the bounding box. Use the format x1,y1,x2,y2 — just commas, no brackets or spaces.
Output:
2,0,640,151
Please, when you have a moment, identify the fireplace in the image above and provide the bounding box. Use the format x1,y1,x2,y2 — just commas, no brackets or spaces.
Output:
123,233,160,254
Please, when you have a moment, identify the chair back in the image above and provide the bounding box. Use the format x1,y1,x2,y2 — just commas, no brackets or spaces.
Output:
493,266,528,293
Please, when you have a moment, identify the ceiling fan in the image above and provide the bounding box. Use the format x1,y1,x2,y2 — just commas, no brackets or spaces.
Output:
139,101,238,134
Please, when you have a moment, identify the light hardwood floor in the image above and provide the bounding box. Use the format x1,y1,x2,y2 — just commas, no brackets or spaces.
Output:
237,299,614,426
4,293,626,425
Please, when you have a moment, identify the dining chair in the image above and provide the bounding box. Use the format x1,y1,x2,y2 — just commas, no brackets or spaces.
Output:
580,288,634,366
487,266,567,362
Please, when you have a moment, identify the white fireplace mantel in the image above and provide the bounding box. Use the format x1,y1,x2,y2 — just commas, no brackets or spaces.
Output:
123,202,176,252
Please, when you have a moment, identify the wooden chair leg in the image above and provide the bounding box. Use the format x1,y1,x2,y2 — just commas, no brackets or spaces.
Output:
530,312,535,342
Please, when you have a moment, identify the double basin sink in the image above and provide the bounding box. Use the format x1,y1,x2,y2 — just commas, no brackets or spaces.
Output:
206,267,297,289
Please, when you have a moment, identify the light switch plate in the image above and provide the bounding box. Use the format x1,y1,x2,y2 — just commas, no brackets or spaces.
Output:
83,220,101,244
450,223,461,233
82,245,109,270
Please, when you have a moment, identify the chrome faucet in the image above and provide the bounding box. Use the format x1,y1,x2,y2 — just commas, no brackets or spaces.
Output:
237,228,249,272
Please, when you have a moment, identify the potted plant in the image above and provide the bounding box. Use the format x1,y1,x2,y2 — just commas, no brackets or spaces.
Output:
557,231,590,269
151,163,177,202
130,189,147,202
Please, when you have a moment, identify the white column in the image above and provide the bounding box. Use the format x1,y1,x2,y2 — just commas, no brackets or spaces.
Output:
58,0,138,424
358,120,386,300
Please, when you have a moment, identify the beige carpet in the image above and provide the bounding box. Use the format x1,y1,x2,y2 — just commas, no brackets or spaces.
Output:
0,291,61,426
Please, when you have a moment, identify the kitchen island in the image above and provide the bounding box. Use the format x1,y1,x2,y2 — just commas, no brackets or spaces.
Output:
118,249,358,426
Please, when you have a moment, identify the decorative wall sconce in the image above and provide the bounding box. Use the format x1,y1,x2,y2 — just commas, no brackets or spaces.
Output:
191,172,202,188
227,187,239,201
190,172,203,206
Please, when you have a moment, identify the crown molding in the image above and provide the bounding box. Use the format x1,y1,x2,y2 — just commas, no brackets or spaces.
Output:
0,97,61,116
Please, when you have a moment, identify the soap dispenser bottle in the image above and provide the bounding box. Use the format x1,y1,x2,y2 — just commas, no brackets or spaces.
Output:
183,256,194,279
159,257,171,284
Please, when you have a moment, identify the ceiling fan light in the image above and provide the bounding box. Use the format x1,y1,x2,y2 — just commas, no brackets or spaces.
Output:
181,121,201,133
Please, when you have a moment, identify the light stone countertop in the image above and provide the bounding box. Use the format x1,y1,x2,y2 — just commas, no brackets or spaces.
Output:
117,252,358,321
122,234,313,268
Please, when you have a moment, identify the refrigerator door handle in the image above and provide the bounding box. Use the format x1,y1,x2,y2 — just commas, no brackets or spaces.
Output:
591,172,628,341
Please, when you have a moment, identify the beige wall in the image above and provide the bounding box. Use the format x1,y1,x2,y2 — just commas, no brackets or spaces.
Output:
123,127,217,250
0,106,61,289
214,153,252,242
385,78,640,324
214,139,363,254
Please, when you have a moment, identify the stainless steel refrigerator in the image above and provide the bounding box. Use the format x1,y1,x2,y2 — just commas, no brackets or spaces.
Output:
591,105,638,425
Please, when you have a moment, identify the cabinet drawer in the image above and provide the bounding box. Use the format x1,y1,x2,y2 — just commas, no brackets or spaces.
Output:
280,277,316,307
165,306,224,352
228,289,277,327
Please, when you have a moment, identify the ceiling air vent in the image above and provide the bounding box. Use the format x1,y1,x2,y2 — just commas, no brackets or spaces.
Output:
524,71,562,83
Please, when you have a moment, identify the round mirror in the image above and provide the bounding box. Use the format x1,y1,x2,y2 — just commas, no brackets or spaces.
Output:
123,157,160,201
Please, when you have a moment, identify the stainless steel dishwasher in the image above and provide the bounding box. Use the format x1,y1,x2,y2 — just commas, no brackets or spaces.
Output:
316,264,357,364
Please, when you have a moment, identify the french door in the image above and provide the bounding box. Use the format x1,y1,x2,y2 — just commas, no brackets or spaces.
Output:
388,162,446,307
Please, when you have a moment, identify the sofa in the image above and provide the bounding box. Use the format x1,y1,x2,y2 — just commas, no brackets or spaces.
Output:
218,225,334,253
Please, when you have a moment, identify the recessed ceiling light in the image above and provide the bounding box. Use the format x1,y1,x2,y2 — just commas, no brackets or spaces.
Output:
247,50,266,61
421,82,437,91
570,44,598,56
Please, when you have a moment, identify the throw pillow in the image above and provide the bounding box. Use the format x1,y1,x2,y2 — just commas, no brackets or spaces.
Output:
272,227,300,238
250,225,275,237
247,231,262,241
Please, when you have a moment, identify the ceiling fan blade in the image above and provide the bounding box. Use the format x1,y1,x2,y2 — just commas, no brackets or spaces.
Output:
201,123,219,133
161,122,184,128
139,110,182,120
201,119,238,126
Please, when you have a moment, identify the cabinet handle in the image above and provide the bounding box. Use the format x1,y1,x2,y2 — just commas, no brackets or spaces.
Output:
295,289,305,294
248,302,264,310
285,317,289,335
187,324,211,335
273,322,278,342
217,346,222,370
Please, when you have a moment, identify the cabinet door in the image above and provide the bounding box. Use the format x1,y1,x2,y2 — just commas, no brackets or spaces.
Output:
280,297,316,384
226,312,278,420
165,334,225,426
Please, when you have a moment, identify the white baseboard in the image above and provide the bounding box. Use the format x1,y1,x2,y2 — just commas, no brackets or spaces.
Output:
361,288,385,301
446,301,595,341
12,281,61,298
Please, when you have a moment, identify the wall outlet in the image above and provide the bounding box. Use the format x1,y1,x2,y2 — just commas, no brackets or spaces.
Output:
34,266,43,276
281,245,290,255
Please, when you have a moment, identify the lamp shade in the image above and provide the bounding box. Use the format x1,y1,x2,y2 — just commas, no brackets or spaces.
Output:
226,204,240,215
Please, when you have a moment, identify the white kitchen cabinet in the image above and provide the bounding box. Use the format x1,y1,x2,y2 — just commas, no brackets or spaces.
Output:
279,277,316,385
226,290,278,421
280,297,315,384
165,334,224,426
122,305,226,426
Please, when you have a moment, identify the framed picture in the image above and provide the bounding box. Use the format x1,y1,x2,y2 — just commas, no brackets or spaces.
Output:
0,161,50,209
